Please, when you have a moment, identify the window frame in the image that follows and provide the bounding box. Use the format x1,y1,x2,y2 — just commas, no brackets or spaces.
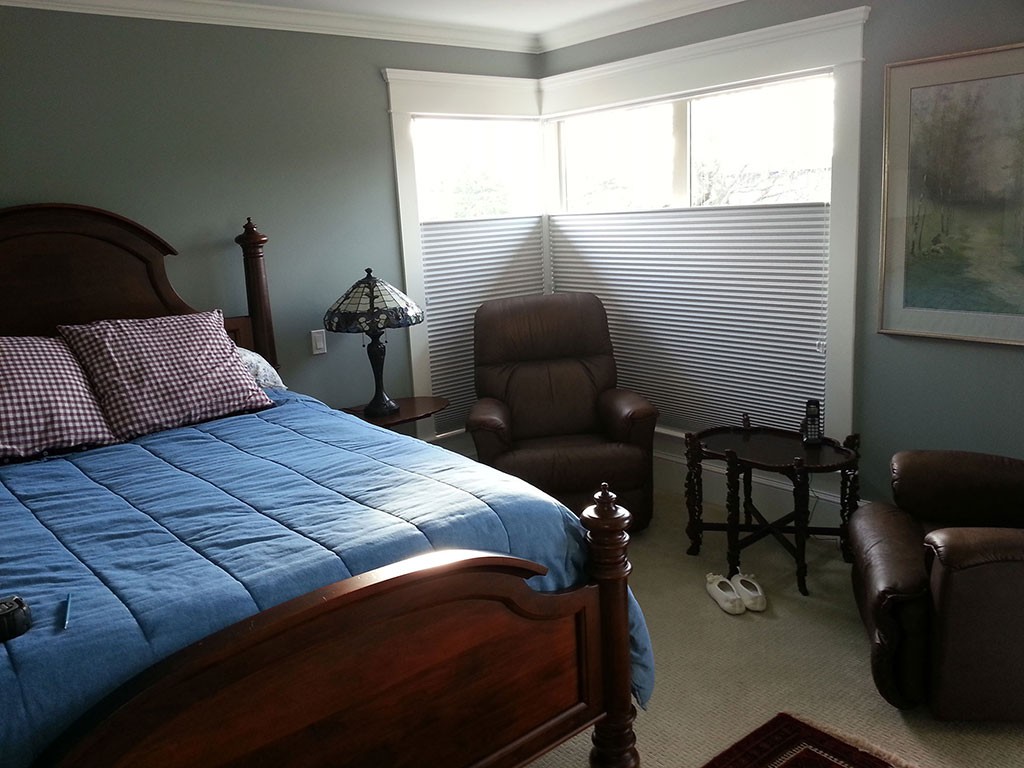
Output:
552,72,835,213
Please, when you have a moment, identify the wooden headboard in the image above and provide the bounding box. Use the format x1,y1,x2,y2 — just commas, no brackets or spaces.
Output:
0,203,278,367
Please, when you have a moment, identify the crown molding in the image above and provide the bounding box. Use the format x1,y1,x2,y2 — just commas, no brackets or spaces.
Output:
0,0,542,52
540,6,870,114
540,0,745,51
0,0,747,53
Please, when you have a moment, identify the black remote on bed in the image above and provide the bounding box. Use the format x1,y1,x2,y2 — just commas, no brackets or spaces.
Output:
0,596,32,641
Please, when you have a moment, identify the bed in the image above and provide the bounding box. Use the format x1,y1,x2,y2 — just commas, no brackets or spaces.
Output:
0,204,653,768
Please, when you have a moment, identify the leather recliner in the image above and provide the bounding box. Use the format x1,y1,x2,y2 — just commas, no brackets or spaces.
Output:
466,292,659,530
848,449,1024,720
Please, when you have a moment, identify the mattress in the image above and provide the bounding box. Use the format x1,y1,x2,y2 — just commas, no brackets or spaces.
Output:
0,389,654,766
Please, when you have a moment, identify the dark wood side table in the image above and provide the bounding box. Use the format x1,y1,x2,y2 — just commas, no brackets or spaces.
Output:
684,415,859,595
343,396,449,429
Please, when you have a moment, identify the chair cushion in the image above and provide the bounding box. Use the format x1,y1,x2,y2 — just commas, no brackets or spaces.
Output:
502,358,610,439
493,434,647,495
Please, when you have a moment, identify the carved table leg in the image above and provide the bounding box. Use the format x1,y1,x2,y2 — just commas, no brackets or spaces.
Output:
742,468,753,526
792,459,810,596
684,432,704,556
725,450,741,578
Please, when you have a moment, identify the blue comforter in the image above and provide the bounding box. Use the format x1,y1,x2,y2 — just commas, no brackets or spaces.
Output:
0,390,653,766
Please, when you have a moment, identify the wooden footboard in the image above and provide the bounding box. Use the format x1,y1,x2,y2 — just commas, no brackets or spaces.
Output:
37,489,639,768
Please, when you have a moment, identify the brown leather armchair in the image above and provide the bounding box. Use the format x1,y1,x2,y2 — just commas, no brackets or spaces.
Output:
466,292,659,530
848,449,1024,720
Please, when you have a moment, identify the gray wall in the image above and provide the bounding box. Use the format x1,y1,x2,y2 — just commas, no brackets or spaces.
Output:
0,8,535,405
3,0,1023,497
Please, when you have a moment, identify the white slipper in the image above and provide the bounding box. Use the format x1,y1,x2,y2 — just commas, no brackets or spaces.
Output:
730,573,767,612
706,573,745,614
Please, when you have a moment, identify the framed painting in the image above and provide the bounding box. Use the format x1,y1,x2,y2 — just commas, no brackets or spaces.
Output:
879,42,1024,345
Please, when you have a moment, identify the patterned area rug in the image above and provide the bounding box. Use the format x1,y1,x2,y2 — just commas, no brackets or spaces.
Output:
701,713,909,768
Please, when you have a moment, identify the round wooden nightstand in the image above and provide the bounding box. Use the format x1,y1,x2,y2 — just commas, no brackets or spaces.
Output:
343,396,449,429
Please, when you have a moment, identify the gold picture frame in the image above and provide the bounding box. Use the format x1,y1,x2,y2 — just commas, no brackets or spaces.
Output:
879,42,1024,345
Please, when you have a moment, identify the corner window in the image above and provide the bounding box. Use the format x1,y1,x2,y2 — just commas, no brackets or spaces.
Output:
555,74,834,213
412,117,543,222
690,76,834,206
558,103,679,212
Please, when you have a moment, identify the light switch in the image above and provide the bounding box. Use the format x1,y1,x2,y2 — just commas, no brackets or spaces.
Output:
310,329,327,355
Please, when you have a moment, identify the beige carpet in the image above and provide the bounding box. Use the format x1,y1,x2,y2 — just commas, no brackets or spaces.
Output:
529,488,1024,768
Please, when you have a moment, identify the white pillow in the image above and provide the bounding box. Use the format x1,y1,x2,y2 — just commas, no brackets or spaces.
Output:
235,346,286,390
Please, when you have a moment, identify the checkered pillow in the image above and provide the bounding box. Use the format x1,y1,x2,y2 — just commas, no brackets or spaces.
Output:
0,336,117,460
59,310,274,441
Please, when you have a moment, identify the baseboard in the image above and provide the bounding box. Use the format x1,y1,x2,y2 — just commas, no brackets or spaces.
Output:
437,426,866,531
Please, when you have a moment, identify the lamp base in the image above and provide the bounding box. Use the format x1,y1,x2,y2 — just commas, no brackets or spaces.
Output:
363,394,400,418
364,332,400,418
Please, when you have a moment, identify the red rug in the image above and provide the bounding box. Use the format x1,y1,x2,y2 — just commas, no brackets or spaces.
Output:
701,713,907,768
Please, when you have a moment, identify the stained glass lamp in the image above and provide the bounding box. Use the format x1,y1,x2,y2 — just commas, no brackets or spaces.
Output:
323,268,424,417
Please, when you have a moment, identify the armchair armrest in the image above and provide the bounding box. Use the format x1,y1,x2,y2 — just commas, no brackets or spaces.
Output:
848,501,930,709
466,397,512,465
924,527,1024,719
926,526,1024,570
891,449,1024,527
597,388,658,447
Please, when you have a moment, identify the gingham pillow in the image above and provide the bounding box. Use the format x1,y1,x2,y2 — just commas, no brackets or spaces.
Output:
0,336,117,460
59,310,274,441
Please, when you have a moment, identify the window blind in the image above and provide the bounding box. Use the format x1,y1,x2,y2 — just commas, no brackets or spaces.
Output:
420,216,547,435
549,204,830,434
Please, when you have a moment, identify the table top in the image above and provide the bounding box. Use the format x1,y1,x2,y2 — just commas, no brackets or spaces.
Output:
691,425,857,472
343,396,449,428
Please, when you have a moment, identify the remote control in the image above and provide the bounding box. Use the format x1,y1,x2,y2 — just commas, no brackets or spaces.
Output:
0,596,32,641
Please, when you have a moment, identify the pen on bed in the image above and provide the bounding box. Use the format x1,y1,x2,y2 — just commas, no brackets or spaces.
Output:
63,593,71,630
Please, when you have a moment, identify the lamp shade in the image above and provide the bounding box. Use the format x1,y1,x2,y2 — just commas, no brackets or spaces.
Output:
323,268,423,334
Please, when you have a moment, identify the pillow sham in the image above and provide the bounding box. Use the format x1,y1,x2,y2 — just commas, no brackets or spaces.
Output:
59,310,274,441
235,345,287,390
0,336,117,460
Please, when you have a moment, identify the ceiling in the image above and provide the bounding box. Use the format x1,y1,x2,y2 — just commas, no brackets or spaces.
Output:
259,0,695,34
9,0,744,52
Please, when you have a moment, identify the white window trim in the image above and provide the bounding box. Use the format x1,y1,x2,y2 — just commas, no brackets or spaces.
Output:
383,71,543,438
385,6,869,440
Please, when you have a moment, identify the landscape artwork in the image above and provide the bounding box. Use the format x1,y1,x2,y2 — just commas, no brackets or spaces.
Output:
880,43,1024,345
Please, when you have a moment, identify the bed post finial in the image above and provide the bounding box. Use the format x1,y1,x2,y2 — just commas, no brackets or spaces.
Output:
235,218,278,368
581,484,639,768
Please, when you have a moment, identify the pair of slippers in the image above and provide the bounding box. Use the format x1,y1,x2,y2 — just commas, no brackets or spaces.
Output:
706,573,767,614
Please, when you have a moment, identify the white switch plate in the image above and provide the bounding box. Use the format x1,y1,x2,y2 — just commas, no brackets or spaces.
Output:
310,329,327,355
